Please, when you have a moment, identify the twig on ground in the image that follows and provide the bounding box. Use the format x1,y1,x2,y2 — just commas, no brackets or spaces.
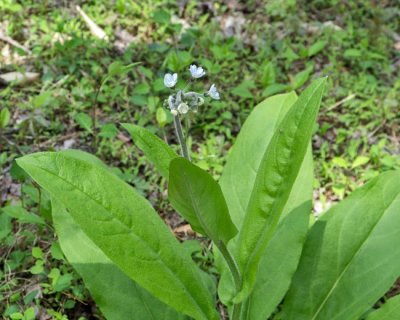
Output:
76,5,109,40
327,93,356,111
0,33,32,55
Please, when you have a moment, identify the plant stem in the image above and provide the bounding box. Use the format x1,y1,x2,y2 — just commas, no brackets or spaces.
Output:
92,84,101,152
216,241,241,289
232,303,242,320
173,114,191,161
215,240,242,320
174,113,241,318
91,77,108,153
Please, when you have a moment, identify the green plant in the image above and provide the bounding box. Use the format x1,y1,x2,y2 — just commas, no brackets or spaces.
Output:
14,76,400,320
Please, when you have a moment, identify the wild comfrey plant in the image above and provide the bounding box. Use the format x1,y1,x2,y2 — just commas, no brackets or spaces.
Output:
16,71,400,320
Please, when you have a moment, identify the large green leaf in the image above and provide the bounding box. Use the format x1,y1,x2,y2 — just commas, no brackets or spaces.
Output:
239,149,313,320
17,152,219,320
217,92,313,319
59,149,108,169
122,123,177,179
169,157,237,244
51,150,186,319
219,92,298,228
218,159,312,317
282,170,400,320
52,199,186,320
234,78,326,301
366,295,400,320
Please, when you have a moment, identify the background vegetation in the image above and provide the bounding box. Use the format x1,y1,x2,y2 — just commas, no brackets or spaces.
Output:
0,0,399,319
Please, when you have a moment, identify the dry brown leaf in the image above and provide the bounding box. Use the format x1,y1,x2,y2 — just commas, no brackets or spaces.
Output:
0,72,39,86
117,132,130,143
173,224,194,234
1,44,28,65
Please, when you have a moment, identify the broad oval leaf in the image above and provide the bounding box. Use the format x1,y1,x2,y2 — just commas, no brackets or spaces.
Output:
51,150,187,319
220,92,298,229
218,92,313,319
169,157,237,244
58,149,109,169
52,198,187,320
16,152,219,320
122,123,178,179
234,78,326,301
366,295,400,320
240,149,313,320
282,170,400,320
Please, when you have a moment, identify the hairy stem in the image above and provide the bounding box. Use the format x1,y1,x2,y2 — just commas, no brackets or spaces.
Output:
173,115,191,161
216,241,241,289
215,241,242,320
232,303,242,320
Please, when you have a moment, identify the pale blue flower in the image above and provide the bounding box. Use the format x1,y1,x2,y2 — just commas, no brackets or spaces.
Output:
208,84,220,100
164,73,178,88
189,65,206,78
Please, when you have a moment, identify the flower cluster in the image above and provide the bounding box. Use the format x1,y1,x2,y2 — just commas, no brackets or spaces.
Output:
163,64,220,116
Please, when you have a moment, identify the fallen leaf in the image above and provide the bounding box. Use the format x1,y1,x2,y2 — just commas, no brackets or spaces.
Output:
117,132,130,143
173,224,194,234
0,72,40,86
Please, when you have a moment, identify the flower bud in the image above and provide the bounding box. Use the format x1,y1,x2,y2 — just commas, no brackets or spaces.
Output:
177,103,189,114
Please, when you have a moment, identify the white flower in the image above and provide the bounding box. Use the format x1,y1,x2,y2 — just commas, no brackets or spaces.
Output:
208,84,220,100
177,103,189,114
164,73,178,88
189,65,206,78
171,109,178,116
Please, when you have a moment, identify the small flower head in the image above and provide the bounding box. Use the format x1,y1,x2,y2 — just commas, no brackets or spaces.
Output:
208,84,220,100
177,102,189,114
162,64,219,116
189,64,206,78
164,73,178,88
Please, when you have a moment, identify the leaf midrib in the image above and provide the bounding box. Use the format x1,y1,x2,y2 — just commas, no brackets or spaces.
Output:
310,191,400,320
54,199,161,320
242,83,322,275
135,283,157,320
230,94,294,227
32,159,209,320
181,169,216,242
